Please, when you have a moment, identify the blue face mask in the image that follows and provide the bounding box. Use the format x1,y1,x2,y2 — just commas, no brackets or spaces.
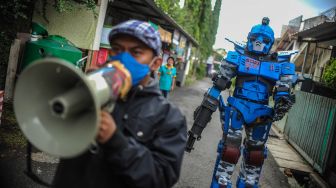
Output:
110,52,150,86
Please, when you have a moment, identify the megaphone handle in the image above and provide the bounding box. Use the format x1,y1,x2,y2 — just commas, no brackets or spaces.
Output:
103,101,115,113
25,141,52,187
89,140,100,154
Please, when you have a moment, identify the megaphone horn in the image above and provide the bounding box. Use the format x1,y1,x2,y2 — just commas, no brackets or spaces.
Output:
14,58,131,158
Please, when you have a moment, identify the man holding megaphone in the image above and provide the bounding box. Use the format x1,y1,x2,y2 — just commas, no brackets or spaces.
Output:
50,20,187,188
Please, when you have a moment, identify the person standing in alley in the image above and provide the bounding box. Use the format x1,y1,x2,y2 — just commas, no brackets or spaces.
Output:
158,56,177,98
52,20,187,188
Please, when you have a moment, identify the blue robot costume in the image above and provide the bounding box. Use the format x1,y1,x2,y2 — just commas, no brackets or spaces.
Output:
185,17,298,188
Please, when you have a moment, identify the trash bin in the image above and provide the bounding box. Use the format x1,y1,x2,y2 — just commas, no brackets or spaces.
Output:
21,22,82,69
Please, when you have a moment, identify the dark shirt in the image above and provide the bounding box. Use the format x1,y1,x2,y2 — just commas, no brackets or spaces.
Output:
52,78,187,188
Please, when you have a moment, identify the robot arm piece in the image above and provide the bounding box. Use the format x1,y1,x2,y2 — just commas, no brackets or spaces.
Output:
185,60,237,152
185,91,220,152
225,38,246,55
277,50,298,62
211,60,237,90
273,72,297,121
219,60,238,80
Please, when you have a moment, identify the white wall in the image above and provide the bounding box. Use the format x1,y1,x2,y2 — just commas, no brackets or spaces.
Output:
33,0,108,50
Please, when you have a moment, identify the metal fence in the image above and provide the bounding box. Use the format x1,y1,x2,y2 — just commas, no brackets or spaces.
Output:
284,91,336,174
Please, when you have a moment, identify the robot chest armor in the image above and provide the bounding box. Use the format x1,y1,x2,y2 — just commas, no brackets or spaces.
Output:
237,55,281,81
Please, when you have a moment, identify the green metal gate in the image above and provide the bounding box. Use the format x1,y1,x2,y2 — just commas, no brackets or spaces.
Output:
284,91,336,174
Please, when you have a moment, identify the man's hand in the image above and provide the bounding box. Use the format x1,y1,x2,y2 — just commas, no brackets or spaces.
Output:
97,111,117,144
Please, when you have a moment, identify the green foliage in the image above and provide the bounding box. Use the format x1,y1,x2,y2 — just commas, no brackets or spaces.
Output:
154,0,222,59
0,0,30,19
155,0,222,80
195,63,206,80
0,101,26,148
155,0,180,15
53,0,97,13
0,33,12,90
185,74,196,86
36,0,98,21
214,54,224,62
2,101,18,127
322,58,336,89
198,0,213,58
213,63,220,71
53,0,75,12
229,77,236,93
0,0,34,90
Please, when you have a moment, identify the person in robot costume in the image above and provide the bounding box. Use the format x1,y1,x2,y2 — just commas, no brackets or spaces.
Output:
186,17,297,188
212,17,296,188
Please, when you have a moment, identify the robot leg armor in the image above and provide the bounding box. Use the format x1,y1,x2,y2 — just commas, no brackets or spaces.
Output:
245,147,265,167
238,143,266,188
214,132,242,187
238,123,271,188
215,108,244,187
215,139,242,187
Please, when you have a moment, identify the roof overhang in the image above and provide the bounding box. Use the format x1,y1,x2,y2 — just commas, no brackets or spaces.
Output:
108,0,199,47
295,22,336,44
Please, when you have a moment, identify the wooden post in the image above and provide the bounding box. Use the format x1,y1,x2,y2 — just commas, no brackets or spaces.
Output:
4,39,21,102
309,43,317,76
85,50,93,72
313,48,321,80
301,42,311,75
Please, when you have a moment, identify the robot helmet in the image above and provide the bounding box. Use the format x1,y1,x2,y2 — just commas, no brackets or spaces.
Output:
247,17,274,55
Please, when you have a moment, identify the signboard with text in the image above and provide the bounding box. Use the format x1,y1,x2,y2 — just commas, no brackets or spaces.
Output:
100,25,113,48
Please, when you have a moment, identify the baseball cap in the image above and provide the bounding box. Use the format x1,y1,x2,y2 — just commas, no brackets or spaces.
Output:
108,20,162,56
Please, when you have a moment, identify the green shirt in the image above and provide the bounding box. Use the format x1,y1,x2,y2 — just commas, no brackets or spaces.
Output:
159,65,176,91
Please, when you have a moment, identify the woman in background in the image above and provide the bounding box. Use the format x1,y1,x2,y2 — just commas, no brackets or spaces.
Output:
158,57,176,98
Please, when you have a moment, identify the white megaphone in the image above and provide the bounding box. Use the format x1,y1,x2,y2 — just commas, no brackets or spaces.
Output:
13,58,131,158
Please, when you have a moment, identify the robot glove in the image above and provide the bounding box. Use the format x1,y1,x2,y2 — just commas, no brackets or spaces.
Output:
289,94,296,104
273,96,293,122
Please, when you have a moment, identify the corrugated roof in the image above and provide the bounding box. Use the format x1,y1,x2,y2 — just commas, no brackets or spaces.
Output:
296,22,336,43
292,7,336,43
